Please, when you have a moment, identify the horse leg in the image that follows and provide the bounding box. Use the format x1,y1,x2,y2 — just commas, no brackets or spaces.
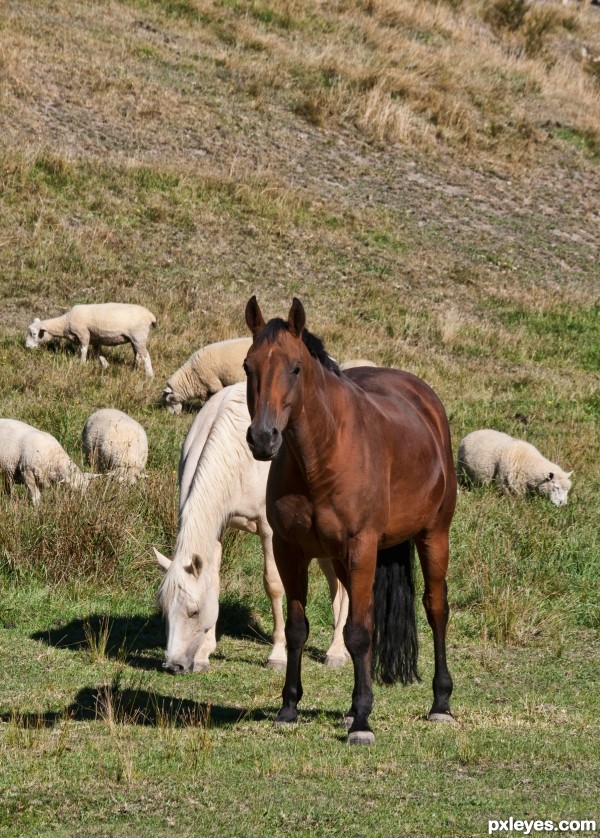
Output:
415,529,454,722
192,625,217,672
259,525,287,671
272,533,309,725
192,540,222,672
343,536,378,745
316,556,349,668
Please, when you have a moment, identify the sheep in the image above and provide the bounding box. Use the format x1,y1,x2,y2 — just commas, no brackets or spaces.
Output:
162,336,252,414
26,303,157,377
457,429,573,507
82,408,148,484
340,358,378,370
0,418,98,505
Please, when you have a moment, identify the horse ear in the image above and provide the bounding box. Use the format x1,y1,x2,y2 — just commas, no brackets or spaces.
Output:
245,296,266,336
153,547,172,572
288,298,305,338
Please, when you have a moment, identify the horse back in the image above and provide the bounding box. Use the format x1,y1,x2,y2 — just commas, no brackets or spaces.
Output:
344,367,453,453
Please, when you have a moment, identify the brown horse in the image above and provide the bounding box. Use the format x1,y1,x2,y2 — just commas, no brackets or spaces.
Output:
244,297,457,744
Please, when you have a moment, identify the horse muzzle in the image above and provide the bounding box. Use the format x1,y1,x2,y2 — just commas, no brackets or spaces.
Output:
162,657,192,675
246,424,282,461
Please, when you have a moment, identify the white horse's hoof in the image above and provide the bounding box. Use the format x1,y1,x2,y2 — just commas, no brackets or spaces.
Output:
348,730,375,746
427,712,455,723
265,659,287,671
324,655,347,668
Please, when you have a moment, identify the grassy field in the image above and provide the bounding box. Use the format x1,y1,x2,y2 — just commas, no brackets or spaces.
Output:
0,0,599,835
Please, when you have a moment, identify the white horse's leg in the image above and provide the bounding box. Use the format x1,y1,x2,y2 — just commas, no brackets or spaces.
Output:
260,525,287,670
192,541,222,672
192,625,217,673
317,556,350,668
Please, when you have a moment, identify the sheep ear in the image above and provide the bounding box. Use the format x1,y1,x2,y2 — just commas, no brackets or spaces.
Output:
565,471,573,478
245,296,266,336
288,298,305,338
33,317,41,324
184,554,203,577
153,547,172,572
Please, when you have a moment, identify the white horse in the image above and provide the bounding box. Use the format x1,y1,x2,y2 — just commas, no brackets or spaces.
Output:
154,382,349,673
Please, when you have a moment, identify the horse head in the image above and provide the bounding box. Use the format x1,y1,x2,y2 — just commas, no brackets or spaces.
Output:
154,547,219,673
244,296,308,461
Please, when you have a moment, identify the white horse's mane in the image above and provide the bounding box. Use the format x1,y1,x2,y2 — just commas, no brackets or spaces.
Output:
157,383,251,612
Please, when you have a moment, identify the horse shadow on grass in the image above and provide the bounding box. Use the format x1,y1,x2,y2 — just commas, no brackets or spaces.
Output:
30,599,275,671
2,682,342,731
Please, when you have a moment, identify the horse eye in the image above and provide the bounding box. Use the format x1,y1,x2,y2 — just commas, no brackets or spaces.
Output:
291,365,301,376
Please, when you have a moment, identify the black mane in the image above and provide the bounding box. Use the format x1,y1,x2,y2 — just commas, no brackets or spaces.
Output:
254,318,341,376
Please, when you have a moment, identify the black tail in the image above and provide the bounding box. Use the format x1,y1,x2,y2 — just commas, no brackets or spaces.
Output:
372,540,419,685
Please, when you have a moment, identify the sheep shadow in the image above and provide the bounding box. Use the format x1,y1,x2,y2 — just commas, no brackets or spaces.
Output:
30,600,272,670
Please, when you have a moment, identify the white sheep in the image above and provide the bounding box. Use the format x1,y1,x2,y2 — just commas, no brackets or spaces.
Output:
457,429,573,507
26,303,157,377
0,418,97,505
340,358,378,370
162,336,252,414
82,409,148,484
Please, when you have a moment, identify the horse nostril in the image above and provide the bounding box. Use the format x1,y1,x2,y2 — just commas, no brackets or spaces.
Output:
163,661,185,674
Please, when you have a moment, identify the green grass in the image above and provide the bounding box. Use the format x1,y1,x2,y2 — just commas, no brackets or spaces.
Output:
1,0,599,834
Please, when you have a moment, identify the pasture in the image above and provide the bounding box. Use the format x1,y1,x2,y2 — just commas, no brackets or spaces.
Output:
0,0,599,835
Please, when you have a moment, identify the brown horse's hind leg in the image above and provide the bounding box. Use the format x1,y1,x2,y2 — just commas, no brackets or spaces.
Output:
272,534,310,725
415,529,454,722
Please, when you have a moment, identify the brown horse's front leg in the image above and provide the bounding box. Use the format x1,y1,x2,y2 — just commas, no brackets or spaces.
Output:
415,529,454,722
342,536,378,745
272,534,310,725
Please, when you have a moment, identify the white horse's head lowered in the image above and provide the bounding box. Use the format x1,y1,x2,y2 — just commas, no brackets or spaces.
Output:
154,547,220,673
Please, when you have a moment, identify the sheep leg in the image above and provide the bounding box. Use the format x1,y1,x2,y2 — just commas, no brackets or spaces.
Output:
260,525,287,670
317,556,350,667
90,342,109,369
2,473,13,496
22,470,41,505
131,340,154,378
77,329,92,364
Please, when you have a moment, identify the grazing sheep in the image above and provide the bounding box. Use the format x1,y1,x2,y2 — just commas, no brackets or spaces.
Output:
0,418,97,505
82,408,148,484
162,336,252,414
340,358,378,370
26,303,157,377
457,429,573,507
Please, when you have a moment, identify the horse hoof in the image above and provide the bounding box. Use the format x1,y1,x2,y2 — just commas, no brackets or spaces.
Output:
324,655,347,669
427,712,455,723
348,730,375,746
265,659,287,671
273,717,297,728
342,715,354,730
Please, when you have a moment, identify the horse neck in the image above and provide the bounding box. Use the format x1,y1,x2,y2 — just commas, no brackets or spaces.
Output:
175,412,245,565
285,360,347,478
